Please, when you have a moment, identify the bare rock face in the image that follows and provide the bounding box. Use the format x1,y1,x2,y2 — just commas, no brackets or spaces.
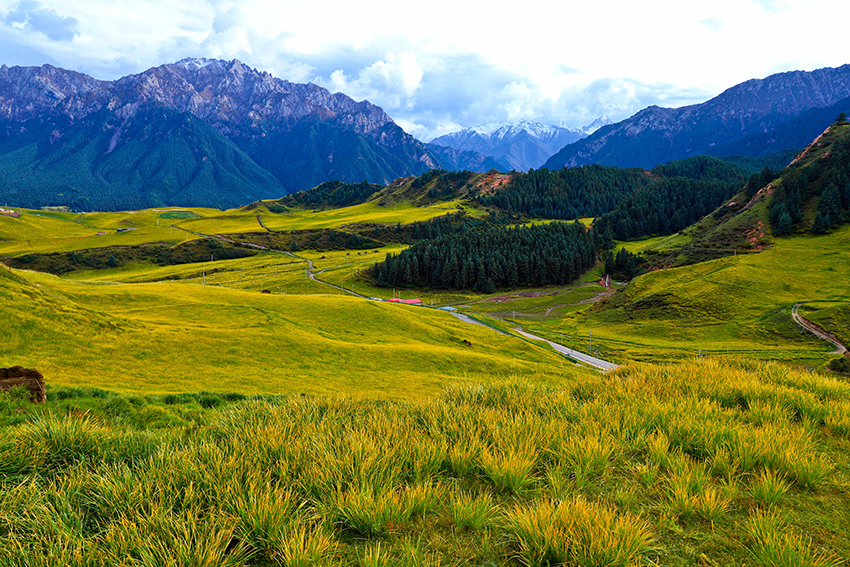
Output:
0,366,47,403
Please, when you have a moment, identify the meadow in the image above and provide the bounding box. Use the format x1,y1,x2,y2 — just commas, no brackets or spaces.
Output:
1,358,848,565
2,184,850,566
0,265,583,398
465,225,850,369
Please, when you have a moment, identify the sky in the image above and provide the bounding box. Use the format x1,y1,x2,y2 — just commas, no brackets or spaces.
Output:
1,0,849,141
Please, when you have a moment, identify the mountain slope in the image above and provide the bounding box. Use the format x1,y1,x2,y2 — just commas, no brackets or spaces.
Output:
545,64,850,170
0,59,498,210
0,106,283,210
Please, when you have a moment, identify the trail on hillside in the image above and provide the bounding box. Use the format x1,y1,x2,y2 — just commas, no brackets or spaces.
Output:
256,215,273,232
791,303,848,355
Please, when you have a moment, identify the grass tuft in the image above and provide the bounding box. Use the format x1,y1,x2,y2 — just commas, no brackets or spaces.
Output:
503,498,654,567
746,512,842,567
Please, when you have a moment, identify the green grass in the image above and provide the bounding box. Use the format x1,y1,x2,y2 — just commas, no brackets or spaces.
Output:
804,302,850,347
526,225,850,366
177,200,472,235
1,359,848,565
0,207,201,256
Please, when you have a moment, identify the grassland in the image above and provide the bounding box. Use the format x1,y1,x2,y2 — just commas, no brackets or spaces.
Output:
5,196,848,372
2,358,848,565
467,225,850,369
2,162,850,566
0,265,583,398
804,302,850,348
0,208,201,256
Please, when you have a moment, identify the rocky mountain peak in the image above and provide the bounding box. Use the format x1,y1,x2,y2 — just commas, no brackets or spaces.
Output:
544,63,850,170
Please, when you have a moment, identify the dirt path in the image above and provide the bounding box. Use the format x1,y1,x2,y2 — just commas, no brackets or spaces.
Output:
256,215,273,232
791,303,847,355
169,225,366,298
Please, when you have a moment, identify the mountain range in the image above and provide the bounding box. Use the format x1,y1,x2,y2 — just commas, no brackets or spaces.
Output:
430,118,610,172
2,58,850,212
0,58,501,210
544,64,850,170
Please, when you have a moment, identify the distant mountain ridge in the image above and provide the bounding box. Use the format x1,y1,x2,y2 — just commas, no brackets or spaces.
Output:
431,118,610,171
0,58,501,210
544,64,850,170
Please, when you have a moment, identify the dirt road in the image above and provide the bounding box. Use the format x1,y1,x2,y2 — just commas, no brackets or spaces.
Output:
791,303,847,355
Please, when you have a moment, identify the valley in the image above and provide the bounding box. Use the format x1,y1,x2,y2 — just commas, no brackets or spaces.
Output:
2,63,850,567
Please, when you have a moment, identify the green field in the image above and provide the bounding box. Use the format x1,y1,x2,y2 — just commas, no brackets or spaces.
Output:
513,225,850,367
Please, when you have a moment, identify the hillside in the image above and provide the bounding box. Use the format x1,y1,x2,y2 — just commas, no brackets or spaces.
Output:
513,122,850,367
544,64,850,170
632,116,850,268
0,106,284,211
0,265,577,396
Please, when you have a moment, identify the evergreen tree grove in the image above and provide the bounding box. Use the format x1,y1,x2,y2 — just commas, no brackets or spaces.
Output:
373,222,597,290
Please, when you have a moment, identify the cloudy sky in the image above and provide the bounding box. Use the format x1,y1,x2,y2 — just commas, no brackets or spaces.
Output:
2,0,849,140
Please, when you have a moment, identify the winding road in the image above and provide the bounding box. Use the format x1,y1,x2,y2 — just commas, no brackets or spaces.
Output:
513,328,618,371
170,223,617,370
791,303,847,355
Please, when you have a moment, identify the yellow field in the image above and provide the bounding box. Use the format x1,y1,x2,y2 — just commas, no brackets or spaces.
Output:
0,265,584,397
0,208,200,255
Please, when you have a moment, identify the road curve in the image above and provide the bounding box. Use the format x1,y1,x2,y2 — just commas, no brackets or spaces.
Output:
791,304,847,355
513,328,618,372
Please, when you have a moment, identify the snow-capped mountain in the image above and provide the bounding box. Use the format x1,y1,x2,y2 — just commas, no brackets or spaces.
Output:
430,118,609,171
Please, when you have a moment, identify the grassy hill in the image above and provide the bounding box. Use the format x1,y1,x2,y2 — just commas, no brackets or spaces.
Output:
0,265,581,397
493,224,849,368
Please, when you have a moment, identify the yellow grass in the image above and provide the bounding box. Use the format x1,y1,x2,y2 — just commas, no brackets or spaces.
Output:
0,266,583,397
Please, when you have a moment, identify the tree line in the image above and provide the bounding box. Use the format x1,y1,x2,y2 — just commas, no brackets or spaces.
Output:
770,116,850,235
373,221,598,291
275,180,385,210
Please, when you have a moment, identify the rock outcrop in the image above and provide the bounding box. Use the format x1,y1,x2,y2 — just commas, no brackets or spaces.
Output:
0,366,47,403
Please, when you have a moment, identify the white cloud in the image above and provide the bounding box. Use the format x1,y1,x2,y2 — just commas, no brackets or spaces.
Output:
328,52,423,109
5,0,78,41
0,0,848,139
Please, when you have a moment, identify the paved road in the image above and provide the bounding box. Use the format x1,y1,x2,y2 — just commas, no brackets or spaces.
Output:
513,328,618,371
450,312,509,335
792,303,847,355
170,223,615,369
